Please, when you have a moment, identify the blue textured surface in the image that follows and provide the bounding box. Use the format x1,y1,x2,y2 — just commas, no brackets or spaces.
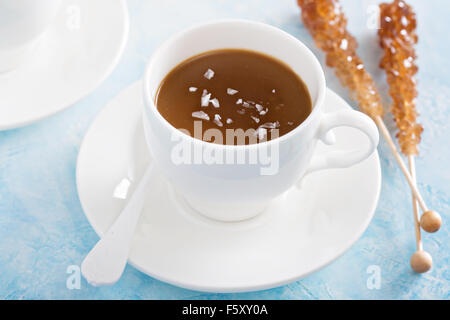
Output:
0,0,448,299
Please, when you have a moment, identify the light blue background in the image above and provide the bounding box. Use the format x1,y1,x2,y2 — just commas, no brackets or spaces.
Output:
0,0,448,299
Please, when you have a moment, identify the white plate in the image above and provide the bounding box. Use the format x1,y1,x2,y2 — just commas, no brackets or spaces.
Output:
76,81,381,293
0,0,129,130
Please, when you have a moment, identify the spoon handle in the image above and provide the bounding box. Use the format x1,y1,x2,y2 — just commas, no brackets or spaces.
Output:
81,163,154,286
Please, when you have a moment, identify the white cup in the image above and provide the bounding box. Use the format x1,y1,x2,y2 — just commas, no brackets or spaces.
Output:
0,0,61,73
142,20,379,222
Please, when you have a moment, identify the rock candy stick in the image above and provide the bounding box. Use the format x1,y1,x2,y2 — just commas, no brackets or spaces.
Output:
379,0,422,156
379,0,441,247
297,0,440,240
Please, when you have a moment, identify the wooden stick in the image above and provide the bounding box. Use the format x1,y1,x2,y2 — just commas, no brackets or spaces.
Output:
408,154,432,273
408,155,422,251
374,116,429,212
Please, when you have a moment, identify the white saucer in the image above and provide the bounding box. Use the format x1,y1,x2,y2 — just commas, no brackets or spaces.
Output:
76,81,381,293
0,0,129,130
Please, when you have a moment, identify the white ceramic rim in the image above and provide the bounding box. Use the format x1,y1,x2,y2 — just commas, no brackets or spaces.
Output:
0,0,129,130
142,19,327,151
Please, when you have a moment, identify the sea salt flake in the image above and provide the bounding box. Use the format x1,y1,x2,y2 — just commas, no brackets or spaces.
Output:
226,118,233,124
201,90,211,107
204,68,215,80
210,98,220,108
236,98,243,105
227,88,238,95
255,104,263,112
189,87,198,92
260,121,279,129
242,101,252,108
251,116,260,123
272,89,276,93
213,114,223,127
259,108,268,115
192,111,210,121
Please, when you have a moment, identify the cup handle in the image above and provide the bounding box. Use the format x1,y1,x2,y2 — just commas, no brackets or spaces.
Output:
296,109,379,188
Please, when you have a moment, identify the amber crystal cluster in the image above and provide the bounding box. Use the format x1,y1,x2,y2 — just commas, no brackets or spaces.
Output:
297,0,383,119
379,0,422,155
